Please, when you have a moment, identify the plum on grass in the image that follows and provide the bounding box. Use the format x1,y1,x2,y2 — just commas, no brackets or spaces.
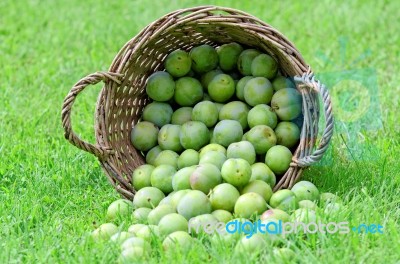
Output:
246,125,277,154
180,121,210,150
209,183,240,212
177,190,212,219
106,199,133,222
208,74,235,103
132,164,154,191
132,208,151,223
269,189,299,212
260,208,290,222
274,121,300,148
162,231,194,253
165,49,192,77
158,213,189,237
251,54,278,79
133,187,165,209
247,104,278,129
241,180,273,203
91,223,119,241
212,210,233,223
265,145,292,175
212,120,243,147
291,181,320,202
237,49,261,76
243,77,274,106
221,158,252,188
271,88,302,121
190,44,219,73
145,71,175,101
217,42,243,71
190,163,222,194
150,165,176,194
147,204,176,225
191,101,219,127
174,77,203,106
158,124,183,152
142,102,173,127
171,107,192,125
234,192,267,219
219,101,249,129
131,121,159,151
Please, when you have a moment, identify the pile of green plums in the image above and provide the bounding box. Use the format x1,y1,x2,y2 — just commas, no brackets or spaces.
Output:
91,43,335,260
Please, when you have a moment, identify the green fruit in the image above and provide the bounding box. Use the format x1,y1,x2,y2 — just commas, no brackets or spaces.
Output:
119,247,149,262
201,69,223,90
208,74,235,103
106,199,133,222
269,190,299,212
235,234,267,254
236,76,253,101
180,121,210,150
250,163,276,187
247,104,278,129
127,223,146,235
110,231,134,244
192,101,219,127
170,190,191,210
177,149,199,169
260,209,290,222
174,77,203,106
324,202,343,214
241,180,273,203
131,121,159,151
212,210,233,223
132,164,154,191
121,237,151,252
291,181,320,202
171,107,193,125
319,192,342,207
188,214,219,235
190,44,219,73
212,120,243,147
91,223,119,241
165,49,192,77
210,183,240,212
274,121,300,148
158,213,189,237
219,101,249,129
271,88,302,121
237,49,261,76
251,54,278,79
154,150,179,168
142,102,173,127
246,125,277,154
272,76,295,92
132,208,151,223
190,163,222,194
145,71,175,101
145,146,162,165
147,204,176,225
199,143,226,158
217,42,243,71
177,190,212,219
158,124,183,152
243,77,273,106
199,151,227,170
172,166,196,191
291,208,317,223
136,225,160,241
150,165,176,194
298,200,318,210
133,187,165,209
162,231,194,253
159,194,174,206
221,158,252,188
227,141,256,165
234,192,267,219
265,145,292,175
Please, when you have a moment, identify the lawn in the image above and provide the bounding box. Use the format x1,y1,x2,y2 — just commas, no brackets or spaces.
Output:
1,0,399,263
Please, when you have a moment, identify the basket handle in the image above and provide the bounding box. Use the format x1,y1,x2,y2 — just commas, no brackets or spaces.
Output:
61,71,123,159
294,72,334,167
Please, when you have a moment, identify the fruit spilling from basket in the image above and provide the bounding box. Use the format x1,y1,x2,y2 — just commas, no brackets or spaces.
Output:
90,43,339,261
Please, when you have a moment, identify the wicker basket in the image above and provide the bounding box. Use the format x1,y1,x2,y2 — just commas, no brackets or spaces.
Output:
61,6,333,200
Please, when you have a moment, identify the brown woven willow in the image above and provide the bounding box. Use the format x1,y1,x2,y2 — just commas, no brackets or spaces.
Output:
62,6,334,199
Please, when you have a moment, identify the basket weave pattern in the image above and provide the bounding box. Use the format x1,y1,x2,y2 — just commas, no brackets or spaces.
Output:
62,6,333,199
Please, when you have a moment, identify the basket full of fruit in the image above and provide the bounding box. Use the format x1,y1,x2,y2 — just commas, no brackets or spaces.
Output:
61,6,333,200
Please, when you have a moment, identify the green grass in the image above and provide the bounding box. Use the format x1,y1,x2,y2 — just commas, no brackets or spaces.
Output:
1,0,399,263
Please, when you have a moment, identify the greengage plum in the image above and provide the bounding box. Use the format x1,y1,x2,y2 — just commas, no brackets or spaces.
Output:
142,102,173,127
131,121,159,151
145,71,175,101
